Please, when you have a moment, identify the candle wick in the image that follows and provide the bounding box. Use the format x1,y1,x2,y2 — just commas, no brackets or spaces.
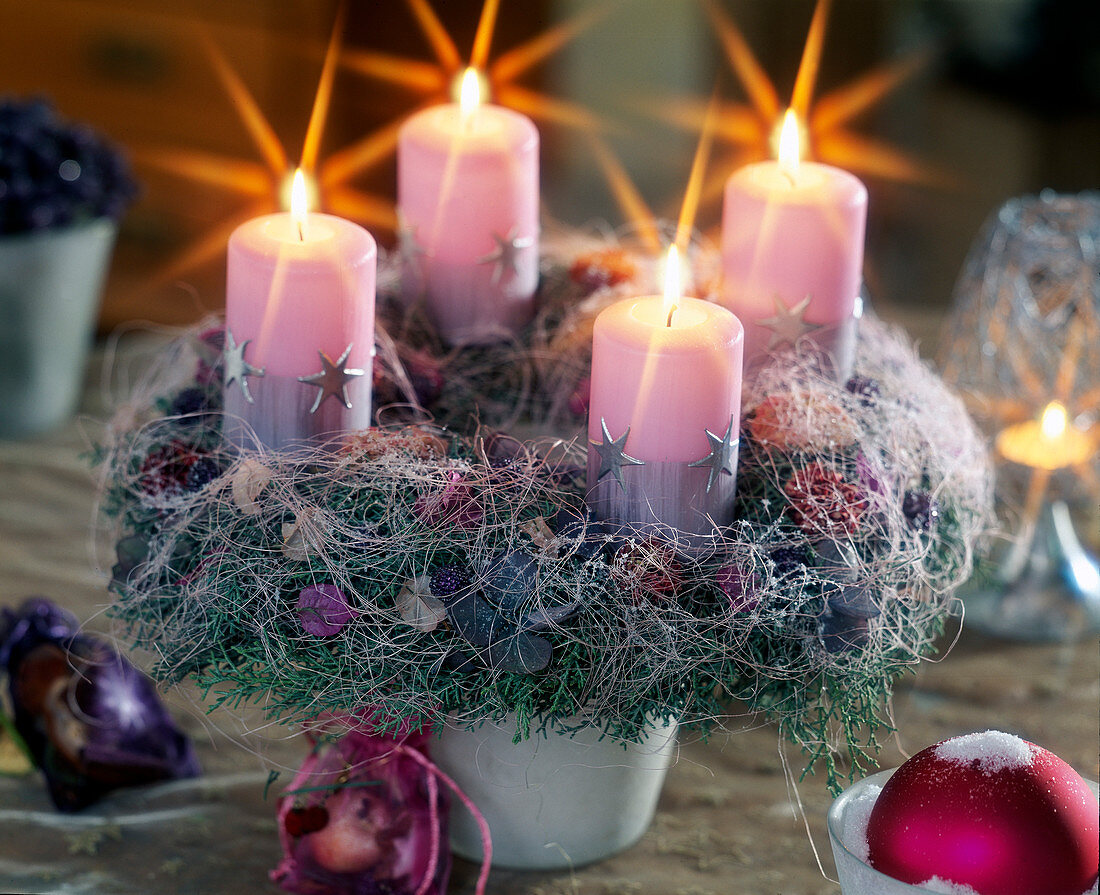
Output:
666,305,676,327
781,169,797,188
297,220,304,242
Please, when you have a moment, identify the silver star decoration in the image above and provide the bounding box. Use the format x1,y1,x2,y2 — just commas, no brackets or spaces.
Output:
590,417,645,492
478,228,534,285
758,293,820,349
297,344,364,413
688,416,739,493
396,209,427,263
223,329,265,404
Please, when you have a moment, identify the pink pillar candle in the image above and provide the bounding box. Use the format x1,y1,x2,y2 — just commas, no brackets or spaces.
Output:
587,296,744,542
720,159,866,378
224,211,377,451
397,101,539,345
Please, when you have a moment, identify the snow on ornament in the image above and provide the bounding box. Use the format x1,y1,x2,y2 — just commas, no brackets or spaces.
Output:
865,731,1099,895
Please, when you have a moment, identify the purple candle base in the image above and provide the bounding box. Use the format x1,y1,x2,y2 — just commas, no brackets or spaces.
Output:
585,453,739,548
224,375,372,453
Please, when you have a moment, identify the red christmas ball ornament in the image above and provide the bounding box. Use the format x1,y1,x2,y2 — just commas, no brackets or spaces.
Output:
866,731,1099,895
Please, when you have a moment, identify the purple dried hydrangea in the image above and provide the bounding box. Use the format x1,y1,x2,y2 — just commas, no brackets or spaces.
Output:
272,720,451,895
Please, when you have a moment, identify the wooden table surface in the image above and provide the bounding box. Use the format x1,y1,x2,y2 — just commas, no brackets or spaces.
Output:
0,337,1096,895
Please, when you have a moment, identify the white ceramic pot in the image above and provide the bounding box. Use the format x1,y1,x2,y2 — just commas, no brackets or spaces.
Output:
828,769,1100,895
0,219,118,437
433,715,678,870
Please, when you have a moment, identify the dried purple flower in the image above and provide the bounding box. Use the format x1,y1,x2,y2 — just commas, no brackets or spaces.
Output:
184,456,223,492
296,585,359,637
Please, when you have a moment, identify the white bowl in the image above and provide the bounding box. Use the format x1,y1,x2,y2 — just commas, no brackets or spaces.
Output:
827,768,1100,894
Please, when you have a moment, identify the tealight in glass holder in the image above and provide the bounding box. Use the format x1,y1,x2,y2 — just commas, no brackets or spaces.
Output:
940,191,1100,640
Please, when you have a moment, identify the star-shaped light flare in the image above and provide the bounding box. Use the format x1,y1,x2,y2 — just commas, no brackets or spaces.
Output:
135,0,619,292
134,6,392,294
650,0,949,223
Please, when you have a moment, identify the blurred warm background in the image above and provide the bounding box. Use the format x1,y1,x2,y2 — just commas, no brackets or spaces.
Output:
1,0,1096,344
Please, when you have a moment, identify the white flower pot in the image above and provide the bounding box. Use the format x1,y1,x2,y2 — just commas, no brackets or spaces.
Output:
433,715,677,870
0,219,117,437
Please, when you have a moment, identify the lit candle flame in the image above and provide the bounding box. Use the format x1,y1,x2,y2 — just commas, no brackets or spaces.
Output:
291,168,309,241
777,108,802,181
662,244,683,327
1040,401,1068,441
458,67,483,128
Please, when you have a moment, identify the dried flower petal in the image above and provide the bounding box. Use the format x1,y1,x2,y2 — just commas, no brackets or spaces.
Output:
296,585,358,637
395,577,446,632
520,516,558,555
612,539,682,602
281,507,333,560
716,564,762,613
230,458,272,516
